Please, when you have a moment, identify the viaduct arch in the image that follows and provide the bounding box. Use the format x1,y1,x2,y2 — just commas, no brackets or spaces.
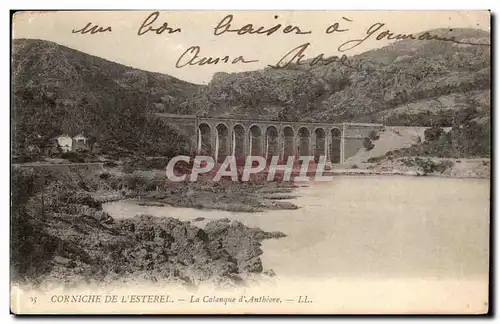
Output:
158,113,383,165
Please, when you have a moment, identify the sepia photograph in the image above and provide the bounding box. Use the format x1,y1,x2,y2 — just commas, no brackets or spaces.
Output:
9,10,491,315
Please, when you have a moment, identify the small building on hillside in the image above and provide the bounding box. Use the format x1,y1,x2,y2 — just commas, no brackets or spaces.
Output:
72,134,91,152
51,133,94,153
55,134,73,153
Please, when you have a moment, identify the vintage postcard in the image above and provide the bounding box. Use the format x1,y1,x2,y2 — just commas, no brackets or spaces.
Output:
10,10,491,314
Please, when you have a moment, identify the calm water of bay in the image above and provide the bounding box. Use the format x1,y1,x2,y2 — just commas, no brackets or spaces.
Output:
104,176,490,281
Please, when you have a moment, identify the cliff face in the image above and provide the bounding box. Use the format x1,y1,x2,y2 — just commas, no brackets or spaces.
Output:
179,28,490,126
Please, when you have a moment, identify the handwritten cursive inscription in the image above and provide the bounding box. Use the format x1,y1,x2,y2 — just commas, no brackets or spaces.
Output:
72,22,112,34
69,13,490,71
336,23,385,52
325,17,352,34
176,46,259,68
337,22,490,52
214,14,311,36
138,11,182,36
416,31,490,46
269,43,349,69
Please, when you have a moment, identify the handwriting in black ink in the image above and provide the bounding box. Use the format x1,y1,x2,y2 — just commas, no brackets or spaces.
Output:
72,22,112,34
337,22,385,52
325,17,352,34
268,43,348,69
338,22,491,52
214,14,311,36
138,11,182,36
417,31,491,46
176,46,259,68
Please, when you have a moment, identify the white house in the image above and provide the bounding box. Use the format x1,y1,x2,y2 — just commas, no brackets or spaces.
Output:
55,134,73,153
72,134,91,152
73,134,87,145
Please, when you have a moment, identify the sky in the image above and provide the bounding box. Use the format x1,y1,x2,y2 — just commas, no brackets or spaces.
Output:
12,10,490,84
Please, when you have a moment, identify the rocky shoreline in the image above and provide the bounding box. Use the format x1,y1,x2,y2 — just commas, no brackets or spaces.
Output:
332,157,490,179
11,157,488,289
11,167,290,289
135,180,300,213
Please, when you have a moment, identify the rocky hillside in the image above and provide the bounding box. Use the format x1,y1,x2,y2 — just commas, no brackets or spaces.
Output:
12,38,199,113
179,28,490,126
12,38,200,159
11,30,490,160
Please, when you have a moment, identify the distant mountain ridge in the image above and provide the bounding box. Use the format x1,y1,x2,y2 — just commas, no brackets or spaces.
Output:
11,29,490,160
12,38,200,113
177,28,490,126
12,38,200,158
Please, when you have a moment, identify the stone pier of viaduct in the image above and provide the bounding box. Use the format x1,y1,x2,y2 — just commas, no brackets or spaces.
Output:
157,113,383,165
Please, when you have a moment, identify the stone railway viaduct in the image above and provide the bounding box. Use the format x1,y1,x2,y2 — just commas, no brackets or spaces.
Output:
157,113,383,165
